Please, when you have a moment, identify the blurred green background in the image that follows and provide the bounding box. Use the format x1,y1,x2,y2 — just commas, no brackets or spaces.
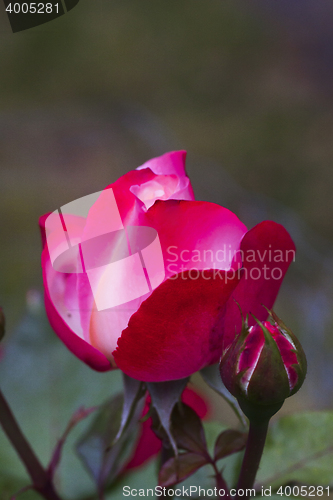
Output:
1,0,333,497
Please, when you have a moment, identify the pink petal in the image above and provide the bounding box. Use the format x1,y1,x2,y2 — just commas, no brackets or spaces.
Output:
137,150,188,178
238,326,265,373
42,249,112,371
130,174,180,209
145,200,247,279
88,294,149,361
182,386,211,419
39,213,51,249
137,151,194,202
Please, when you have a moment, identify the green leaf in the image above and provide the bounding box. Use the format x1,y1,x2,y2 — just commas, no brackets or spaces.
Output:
159,421,246,492
171,402,207,455
76,393,141,494
257,411,333,486
203,421,244,488
147,378,189,455
200,364,247,427
214,429,247,461
112,373,145,445
159,452,208,487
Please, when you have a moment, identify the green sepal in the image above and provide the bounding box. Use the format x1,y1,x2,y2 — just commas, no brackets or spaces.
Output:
267,310,307,395
248,316,290,406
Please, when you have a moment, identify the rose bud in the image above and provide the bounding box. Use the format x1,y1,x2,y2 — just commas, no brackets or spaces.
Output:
220,311,307,420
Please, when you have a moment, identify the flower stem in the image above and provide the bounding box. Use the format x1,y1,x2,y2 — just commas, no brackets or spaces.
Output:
0,388,63,500
236,418,269,498
210,459,230,498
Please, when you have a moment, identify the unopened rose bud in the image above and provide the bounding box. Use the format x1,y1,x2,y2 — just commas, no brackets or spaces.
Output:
220,311,307,421
0,308,5,341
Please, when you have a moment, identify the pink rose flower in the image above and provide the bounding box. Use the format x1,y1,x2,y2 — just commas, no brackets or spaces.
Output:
40,151,296,382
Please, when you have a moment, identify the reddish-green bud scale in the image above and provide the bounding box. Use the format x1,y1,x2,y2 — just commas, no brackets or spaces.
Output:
219,311,307,421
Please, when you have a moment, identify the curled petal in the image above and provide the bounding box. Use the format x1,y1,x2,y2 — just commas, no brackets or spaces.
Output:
222,221,296,349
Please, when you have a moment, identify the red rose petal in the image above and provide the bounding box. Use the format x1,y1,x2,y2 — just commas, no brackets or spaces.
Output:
113,269,241,382
222,221,296,349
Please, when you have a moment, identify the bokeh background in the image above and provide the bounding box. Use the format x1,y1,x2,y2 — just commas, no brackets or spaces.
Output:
1,0,333,498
